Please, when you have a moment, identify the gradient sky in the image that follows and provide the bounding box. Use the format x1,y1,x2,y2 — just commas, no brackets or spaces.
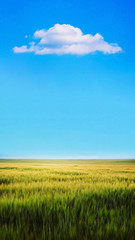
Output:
0,0,135,158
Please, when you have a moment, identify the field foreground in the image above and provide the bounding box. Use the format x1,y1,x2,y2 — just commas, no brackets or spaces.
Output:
0,159,135,240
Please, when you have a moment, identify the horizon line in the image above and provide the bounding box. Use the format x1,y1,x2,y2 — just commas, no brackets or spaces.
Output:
0,157,135,160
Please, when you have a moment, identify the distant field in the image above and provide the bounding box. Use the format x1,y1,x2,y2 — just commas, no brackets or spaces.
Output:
0,159,135,239
0,158,135,164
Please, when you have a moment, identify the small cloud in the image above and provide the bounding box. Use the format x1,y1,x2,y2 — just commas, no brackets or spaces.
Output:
24,35,28,38
13,45,34,53
29,42,35,46
13,24,122,55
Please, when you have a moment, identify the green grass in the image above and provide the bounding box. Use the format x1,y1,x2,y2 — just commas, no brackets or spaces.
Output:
0,159,135,239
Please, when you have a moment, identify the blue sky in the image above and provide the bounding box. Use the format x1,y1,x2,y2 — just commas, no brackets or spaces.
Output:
0,0,135,158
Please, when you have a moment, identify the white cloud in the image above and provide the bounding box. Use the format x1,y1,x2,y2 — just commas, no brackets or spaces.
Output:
13,24,122,55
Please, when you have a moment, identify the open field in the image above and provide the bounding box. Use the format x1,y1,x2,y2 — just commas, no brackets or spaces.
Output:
0,159,135,239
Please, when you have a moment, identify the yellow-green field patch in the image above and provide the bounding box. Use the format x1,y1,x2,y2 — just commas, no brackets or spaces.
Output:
0,160,135,239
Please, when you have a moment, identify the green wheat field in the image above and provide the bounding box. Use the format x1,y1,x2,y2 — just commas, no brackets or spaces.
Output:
0,159,135,240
